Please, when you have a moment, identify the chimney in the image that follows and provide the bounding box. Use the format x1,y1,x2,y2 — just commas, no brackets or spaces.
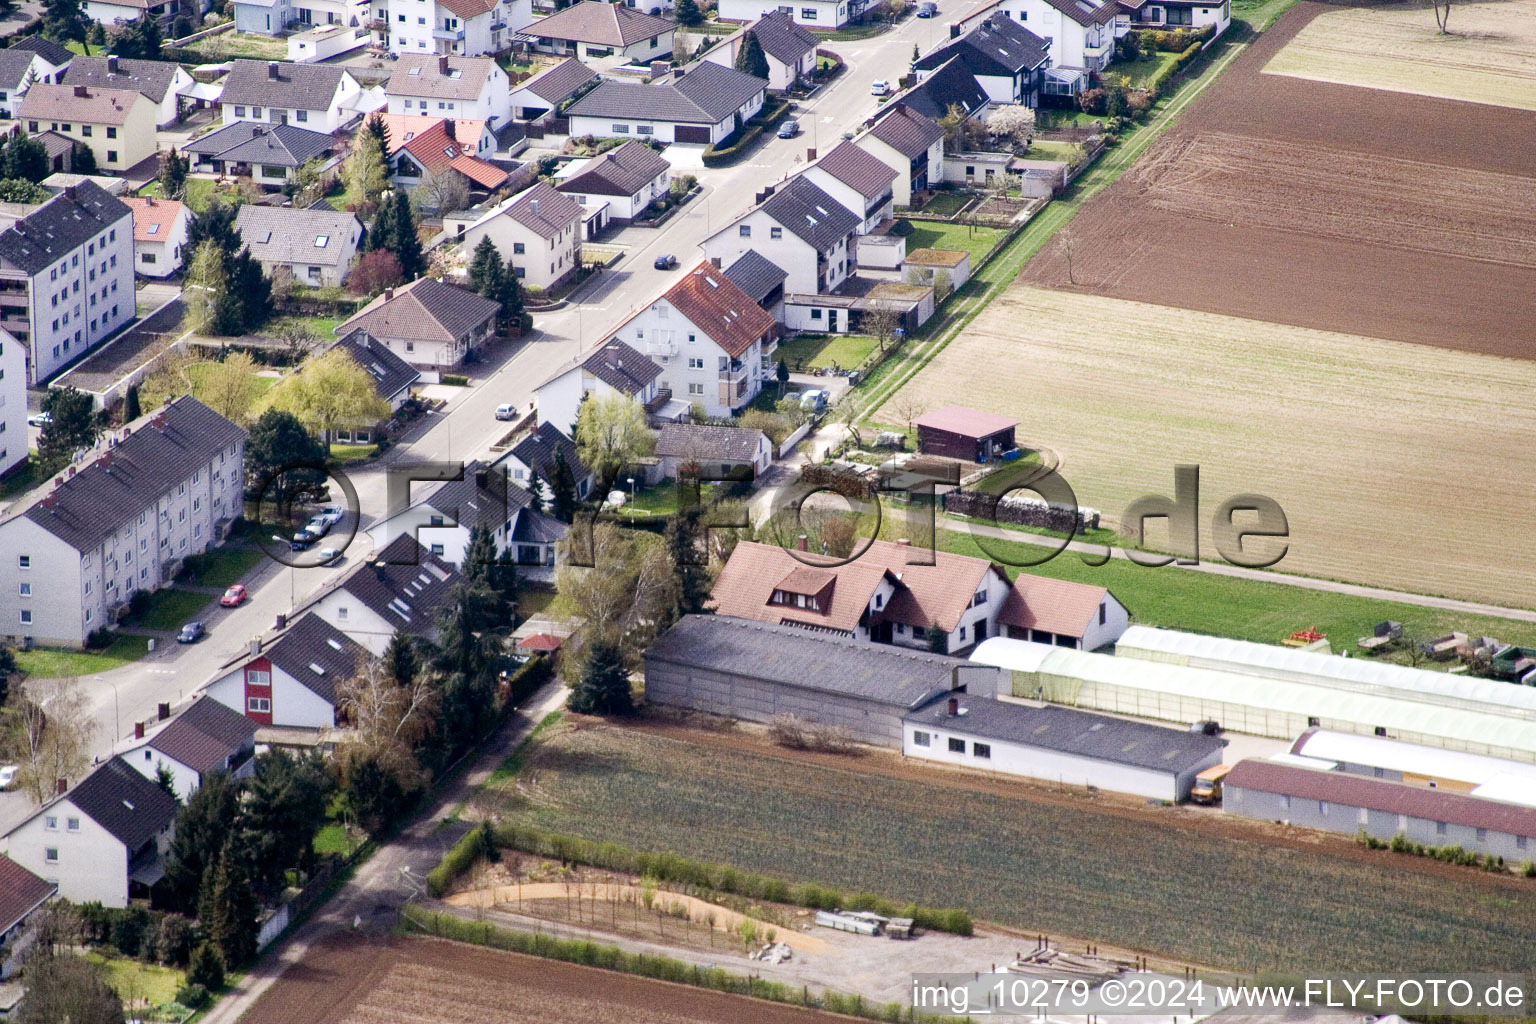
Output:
267,61,280,80
134,721,145,739
144,195,154,207
896,537,910,546
383,287,394,300
438,54,449,75
275,612,288,629
157,702,170,721
530,198,539,217
475,469,489,490
949,21,961,37
249,638,262,658
947,696,959,716
797,534,808,552
107,55,119,73
73,84,88,98
55,778,68,796
443,119,456,141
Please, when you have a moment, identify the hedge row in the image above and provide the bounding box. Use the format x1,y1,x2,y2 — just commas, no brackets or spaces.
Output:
749,95,792,128
402,906,975,1023
702,124,765,167
1144,40,1205,100
504,655,555,711
491,822,975,936
429,825,490,898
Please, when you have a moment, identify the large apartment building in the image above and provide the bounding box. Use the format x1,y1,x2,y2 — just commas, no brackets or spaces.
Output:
0,181,135,385
0,396,246,649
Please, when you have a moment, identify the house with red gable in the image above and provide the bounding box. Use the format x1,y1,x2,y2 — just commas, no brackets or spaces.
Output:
202,612,367,735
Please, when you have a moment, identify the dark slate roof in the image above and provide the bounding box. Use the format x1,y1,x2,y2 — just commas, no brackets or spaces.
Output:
810,140,897,200
913,14,1049,77
235,205,360,267
758,177,859,251
865,103,944,159
63,55,181,103
65,757,177,851
18,396,245,553
674,61,767,121
519,57,598,105
340,276,500,344
508,420,590,481
148,697,256,775
749,10,817,66
511,506,567,545
259,612,365,703
568,62,765,126
1040,0,1121,27
526,1,673,46
557,140,670,199
0,856,54,934
421,458,532,532
646,615,979,709
581,338,661,395
722,249,787,304
183,120,336,168
9,35,74,67
0,48,38,91
906,694,1225,774
0,179,132,275
220,59,349,111
334,328,420,401
898,56,988,121
336,534,464,637
655,422,766,462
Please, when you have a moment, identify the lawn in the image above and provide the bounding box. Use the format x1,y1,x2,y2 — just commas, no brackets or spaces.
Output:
214,32,291,58
614,480,721,517
896,219,1004,267
0,460,38,501
1020,139,1083,162
507,721,1536,973
264,314,348,341
180,547,266,588
136,588,215,631
911,191,973,217
516,586,558,622
329,443,378,465
774,333,880,372
15,634,148,679
313,822,366,857
1110,49,1179,89
139,177,219,214
186,360,275,408
86,952,184,1009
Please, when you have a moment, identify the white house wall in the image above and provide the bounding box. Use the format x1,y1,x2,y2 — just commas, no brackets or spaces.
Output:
0,330,25,478
4,803,130,908
120,745,200,801
203,664,338,730
717,0,848,27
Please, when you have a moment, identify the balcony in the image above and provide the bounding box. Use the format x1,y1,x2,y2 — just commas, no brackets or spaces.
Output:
718,362,749,383
433,24,464,39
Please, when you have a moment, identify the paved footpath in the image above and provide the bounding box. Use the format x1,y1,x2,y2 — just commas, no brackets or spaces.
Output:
200,681,570,1024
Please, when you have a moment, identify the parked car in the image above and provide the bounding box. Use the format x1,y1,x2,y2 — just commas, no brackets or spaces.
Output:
219,584,247,608
177,622,204,644
317,546,344,565
290,529,318,551
26,411,49,427
304,516,331,539
495,403,517,421
870,79,890,96
654,254,679,270
916,1,937,15
798,389,828,414
318,504,346,526
0,765,17,791
777,118,800,139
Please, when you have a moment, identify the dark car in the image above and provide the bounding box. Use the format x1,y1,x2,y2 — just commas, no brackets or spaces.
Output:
290,529,319,551
177,622,204,644
777,118,800,139
654,254,679,270
916,1,937,15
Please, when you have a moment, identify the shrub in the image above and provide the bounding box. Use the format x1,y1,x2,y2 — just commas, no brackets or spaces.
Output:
188,942,225,991
428,826,485,898
1523,860,1536,878
175,983,209,1009
1077,88,1107,116
701,124,765,167
440,373,470,387
156,913,194,967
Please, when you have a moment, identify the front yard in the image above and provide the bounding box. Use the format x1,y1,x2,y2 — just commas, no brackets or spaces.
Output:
775,333,881,372
135,588,215,631
178,547,266,589
329,442,378,465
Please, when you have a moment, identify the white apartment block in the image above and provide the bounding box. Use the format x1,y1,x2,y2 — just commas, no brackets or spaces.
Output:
0,328,24,480
377,0,533,57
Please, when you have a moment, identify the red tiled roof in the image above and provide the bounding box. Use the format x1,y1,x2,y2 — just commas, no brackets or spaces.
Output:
394,119,508,189
378,112,492,155
518,633,563,651
997,575,1111,639
915,404,1019,439
659,261,777,359
121,196,185,244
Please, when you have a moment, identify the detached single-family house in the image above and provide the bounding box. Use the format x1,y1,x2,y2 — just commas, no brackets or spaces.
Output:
701,175,860,300
799,140,897,234
699,11,817,92
387,117,510,195
376,0,535,57
377,112,498,158
203,611,367,731
915,13,1049,107
332,327,422,419
534,338,663,435
20,84,158,173
522,1,674,60
121,196,191,278
234,205,364,287
565,62,766,147
610,260,778,417
895,55,990,122
7,37,72,86
902,247,971,292
958,0,1121,86
220,60,366,133
716,0,869,28
183,121,339,186
1118,0,1229,35
454,181,584,291
336,276,501,373
310,534,464,654
503,420,594,501
655,421,772,480
508,57,598,122
385,54,512,127
556,139,670,224
118,697,258,802
0,49,52,120
62,55,194,129
856,103,945,207
233,0,373,38
0,856,55,980
1,757,177,909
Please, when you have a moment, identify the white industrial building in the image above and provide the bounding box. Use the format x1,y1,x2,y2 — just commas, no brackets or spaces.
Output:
1290,729,1536,808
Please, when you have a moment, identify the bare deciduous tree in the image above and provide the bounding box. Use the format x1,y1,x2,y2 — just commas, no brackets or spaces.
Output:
1060,228,1079,286
1432,0,1451,32
4,678,97,806
413,168,470,217
337,656,438,782
861,301,903,354
889,394,927,437
556,523,677,668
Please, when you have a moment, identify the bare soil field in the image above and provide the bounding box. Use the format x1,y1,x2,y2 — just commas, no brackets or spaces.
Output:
888,285,1536,607
241,933,852,1024
1020,2,1536,357
1263,0,1536,110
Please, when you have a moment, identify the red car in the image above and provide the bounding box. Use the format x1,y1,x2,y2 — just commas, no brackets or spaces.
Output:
219,585,247,608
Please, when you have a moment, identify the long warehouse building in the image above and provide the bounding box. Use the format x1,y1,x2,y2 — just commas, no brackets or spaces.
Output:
1290,729,1536,807
970,638,1536,765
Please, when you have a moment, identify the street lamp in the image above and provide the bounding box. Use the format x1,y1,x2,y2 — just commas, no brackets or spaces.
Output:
627,476,635,500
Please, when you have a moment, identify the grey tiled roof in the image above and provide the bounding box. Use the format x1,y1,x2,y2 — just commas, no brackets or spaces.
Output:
655,422,766,463
898,56,988,121
148,697,256,776
504,180,583,238
335,534,464,638
235,205,361,268
914,14,1048,78
63,55,181,103
582,338,660,395
387,54,497,101
758,177,859,251
748,10,817,66
526,1,673,46
646,615,972,708
220,59,350,111
0,48,38,91
184,121,336,168
511,506,567,545
9,36,74,67
333,328,420,401
557,139,669,199
420,459,532,532
810,140,897,199
518,57,597,104
722,250,786,304
340,277,500,344
0,178,130,275
864,103,944,159
66,757,176,851
568,62,765,126
260,612,365,703
508,420,589,482
18,396,245,553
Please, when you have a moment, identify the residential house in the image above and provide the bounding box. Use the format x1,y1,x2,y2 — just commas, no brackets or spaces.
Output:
0,396,246,649
721,249,787,321
1118,0,1228,35
610,260,777,417
655,421,771,480
1,757,177,909
235,205,363,288
81,0,178,26
377,111,498,158
7,37,73,86
902,247,971,292
234,0,372,37
0,329,23,480
522,1,674,60
0,856,55,980
0,49,51,120
716,0,868,29
700,175,859,303
376,0,534,57
203,612,367,731
19,84,158,173
914,13,1050,107
893,55,990,122
698,10,817,92
502,420,594,501
556,139,670,223
507,57,597,122
534,338,663,435
387,117,509,196
337,276,500,373
0,180,136,385
332,328,421,425
62,55,195,128
958,0,1121,85
121,196,190,278
997,573,1129,649
220,60,367,133
856,103,945,206
799,140,896,234
454,181,583,291
309,533,465,654
35,130,77,175
183,121,339,186
565,61,766,146
118,697,258,802
385,54,512,127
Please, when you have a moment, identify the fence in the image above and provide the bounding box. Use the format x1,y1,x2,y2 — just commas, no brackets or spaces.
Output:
778,419,812,459
256,846,359,952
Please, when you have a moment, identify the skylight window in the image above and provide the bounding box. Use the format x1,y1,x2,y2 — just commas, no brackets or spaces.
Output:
314,235,329,247
326,638,343,650
309,662,326,675
146,224,160,235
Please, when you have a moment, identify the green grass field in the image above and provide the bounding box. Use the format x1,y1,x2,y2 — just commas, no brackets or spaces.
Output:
897,219,1004,266
911,192,973,217
506,722,1536,973
186,360,275,409
136,588,214,631
1111,50,1180,88
264,313,348,341
86,952,184,1008
15,635,148,679
329,443,378,465
313,822,365,857
1020,139,1083,162
139,177,219,214
775,333,881,372
180,547,266,589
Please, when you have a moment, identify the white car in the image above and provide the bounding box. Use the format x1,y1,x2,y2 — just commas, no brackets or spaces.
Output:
317,546,344,565
0,765,16,790
305,516,332,538
495,403,517,421
317,504,346,527
870,79,890,97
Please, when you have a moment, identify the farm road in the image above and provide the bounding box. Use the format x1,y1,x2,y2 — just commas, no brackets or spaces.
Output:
202,681,570,1024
